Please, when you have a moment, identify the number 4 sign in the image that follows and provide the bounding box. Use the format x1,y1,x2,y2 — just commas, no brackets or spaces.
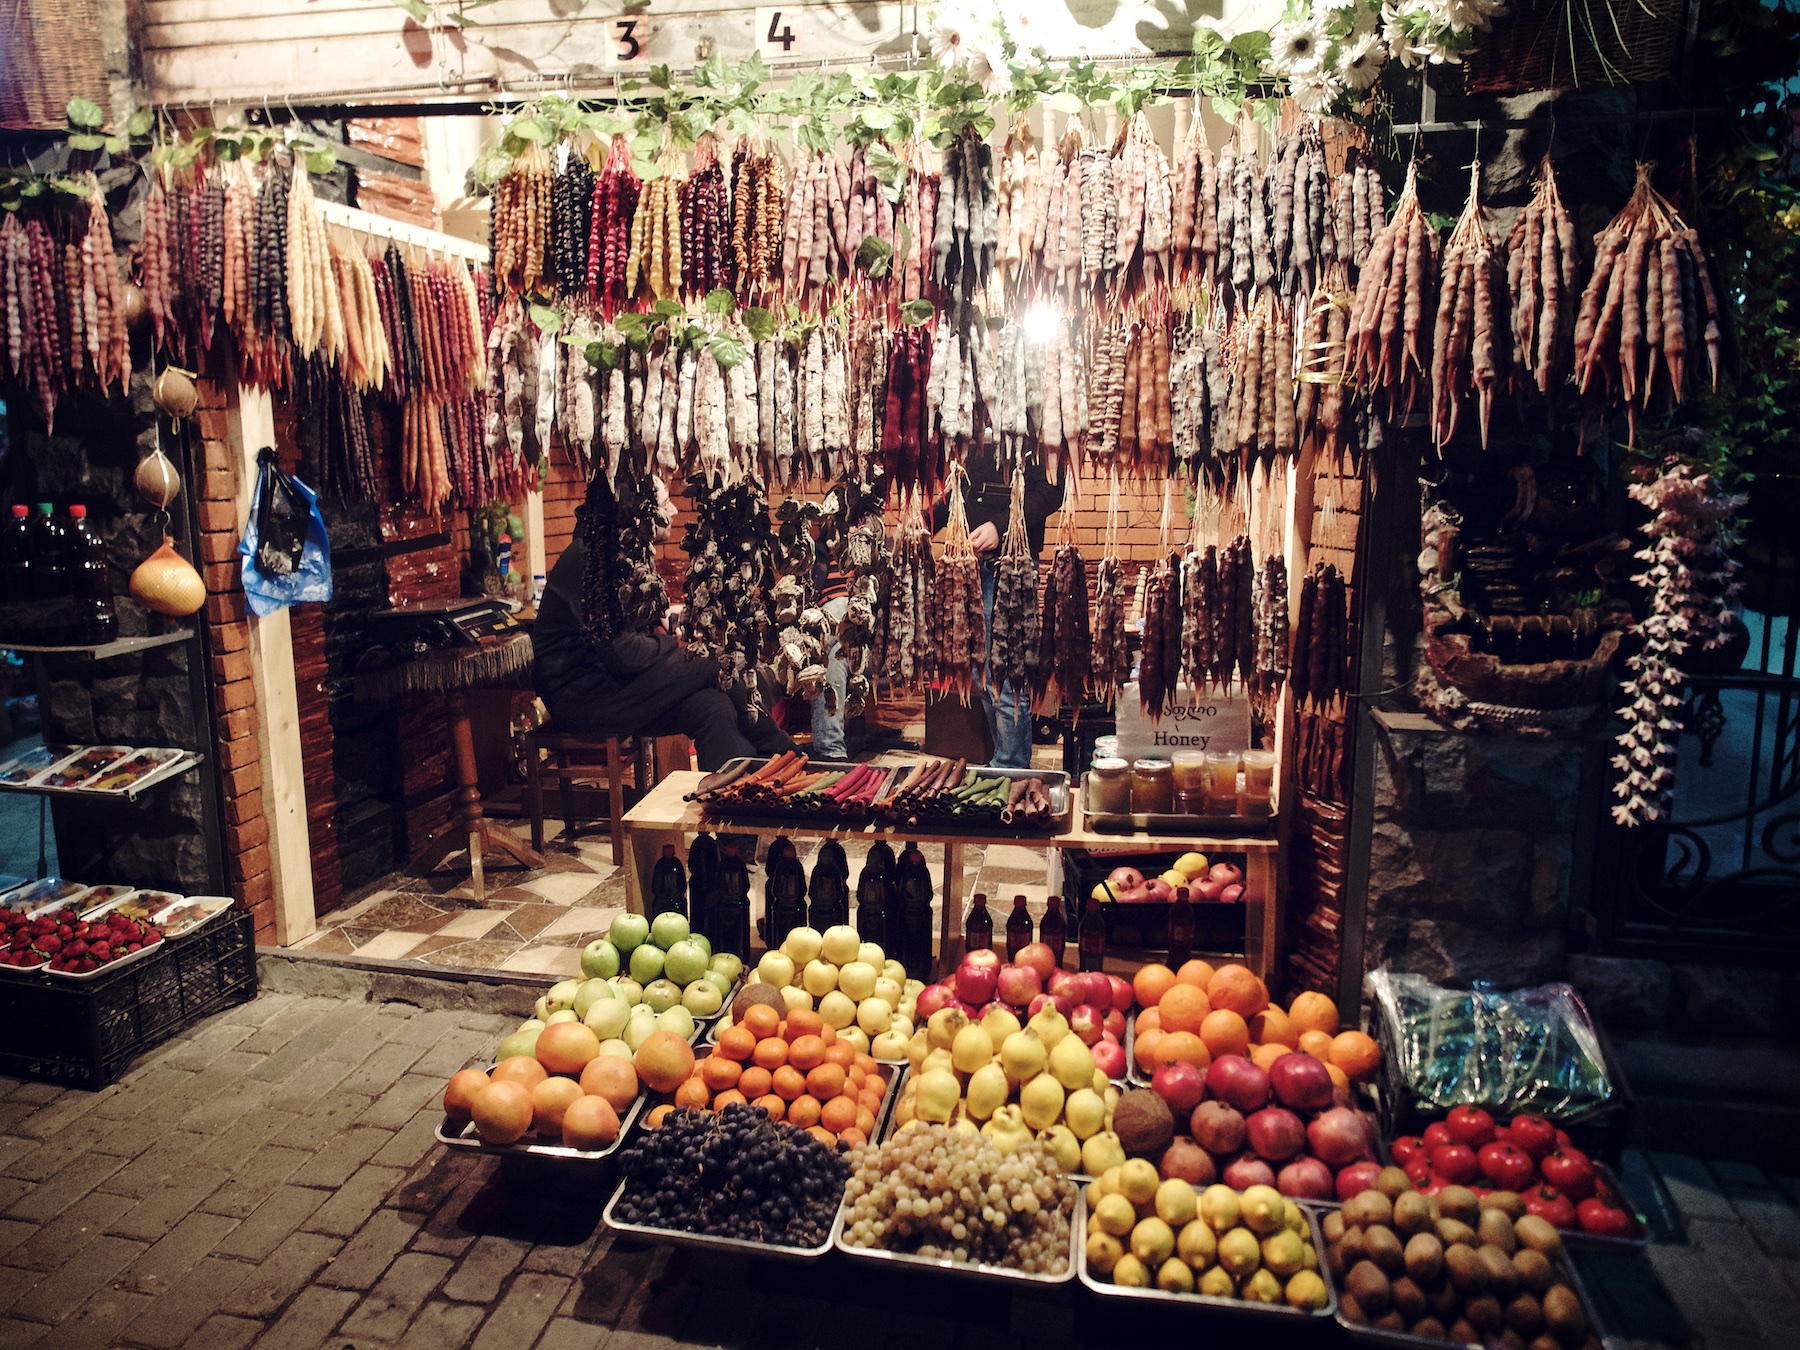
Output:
755,7,800,55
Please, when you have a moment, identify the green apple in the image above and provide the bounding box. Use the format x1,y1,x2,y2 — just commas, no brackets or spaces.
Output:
874,976,903,1006
584,998,630,1041
629,943,666,985
496,1028,540,1060
682,982,723,1018
545,1009,579,1025
781,926,823,965
817,990,856,1030
663,939,710,987
700,969,734,999
650,911,690,950
779,985,812,1013
707,951,742,986
688,932,712,960
609,976,643,1006
857,996,893,1035
803,959,839,998
756,950,796,989
518,1018,545,1035
573,979,614,1020
532,995,553,1022
655,1005,695,1040
622,1004,658,1050
856,942,885,969
838,960,878,1002
597,1038,633,1060
580,939,620,980
609,912,651,955
837,1026,870,1055
643,978,683,1013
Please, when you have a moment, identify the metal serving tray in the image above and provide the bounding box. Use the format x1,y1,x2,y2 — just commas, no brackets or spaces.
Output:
602,1175,839,1261
1082,807,1274,837
436,1088,647,1163
1077,1192,1339,1317
700,758,1074,837
1557,1161,1653,1249
832,1187,1081,1285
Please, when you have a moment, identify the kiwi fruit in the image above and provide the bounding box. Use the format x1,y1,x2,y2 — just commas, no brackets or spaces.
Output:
1339,1224,1368,1266
1436,1217,1477,1247
1393,1190,1436,1236
1543,1284,1588,1344
1513,1214,1563,1257
1448,1318,1480,1345
1437,1185,1481,1224
1466,1294,1505,1332
1513,1247,1555,1296
1427,1277,1462,1320
1339,1292,1367,1326
1344,1189,1394,1229
1507,1291,1547,1337
1321,1210,1345,1243
1497,1331,1527,1350
1479,1206,1519,1254
1373,1310,1407,1333
1479,1243,1521,1298
1391,1274,1428,1320
1325,1240,1346,1280
1345,1260,1393,1316
1404,1231,1445,1283
1482,1189,1525,1219
1410,1316,1447,1340
1364,1224,1406,1274
1375,1165,1412,1198
1445,1242,1489,1294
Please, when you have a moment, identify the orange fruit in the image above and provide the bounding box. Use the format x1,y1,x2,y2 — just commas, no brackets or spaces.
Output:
716,1026,757,1062
1158,984,1212,1035
531,1076,586,1134
854,1105,876,1135
1157,1030,1212,1070
788,1094,822,1129
738,1065,773,1099
752,1094,786,1120
858,1088,884,1116
492,1056,548,1090
824,1042,856,1068
752,1038,790,1070
1206,964,1269,1018
1250,1042,1289,1071
443,1069,490,1123
785,1009,824,1041
741,1004,781,1040
838,1127,868,1149
772,1065,806,1101
1248,1006,1297,1049
634,1032,696,1094
562,1095,620,1150
1298,1030,1335,1062
789,1035,827,1073
535,1023,601,1077
1132,964,1177,1009
1325,1062,1350,1090
818,1024,837,1046
470,1080,533,1144
806,1125,836,1148
820,1096,859,1134
1135,1007,1163,1033
853,1052,878,1075
1329,1030,1381,1080
713,1089,748,1112
1134,1027,1165,1073
644,1104,674,1128
1198,1009,1249,1058
805,1063,846,1099
579,1057,639,1113
1287,991,1341,1037
846,1066,867,1091
701,1056,742,1092
1175,959,1217,990
674,1078,710,1110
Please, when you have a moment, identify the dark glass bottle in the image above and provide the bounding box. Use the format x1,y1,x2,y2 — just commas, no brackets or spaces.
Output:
896,841,934,980
1004,894,1034,962
815,838,849,883
808,853,849,931
715,842,752,960
1078,894,1107,972
1040,894,1069,969
865,838,897,880
1167,886,1195,968
649,844,686,919
66,506,116,645
1,504,32,608
964,891,993,952
30,503,67,601
767,844,807,950
855,853,891,947
687,833,720,943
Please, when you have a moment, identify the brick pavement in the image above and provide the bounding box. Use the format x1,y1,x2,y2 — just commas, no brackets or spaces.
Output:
0,989,1794,1349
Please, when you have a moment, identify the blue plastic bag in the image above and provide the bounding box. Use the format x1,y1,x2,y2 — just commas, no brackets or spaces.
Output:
239,448,332,617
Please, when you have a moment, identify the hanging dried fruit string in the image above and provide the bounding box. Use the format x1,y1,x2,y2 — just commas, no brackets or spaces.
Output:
1090,472,1132,705
988,466,1041,713
681,138,729,299
1250,458,1291,710
1506,156,1578,409
930,468,987,700
550,148,595,298
588,135,642,316
1138,478,1184,718
877,492,934,694
1430,161,1510,450
493,140,553,297
1350,160,1438,422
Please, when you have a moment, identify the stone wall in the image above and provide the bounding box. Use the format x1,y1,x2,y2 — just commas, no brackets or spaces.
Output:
1362,710,1592,989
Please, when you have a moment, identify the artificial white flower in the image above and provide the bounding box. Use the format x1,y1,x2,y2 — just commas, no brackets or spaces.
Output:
929,6,975,69
1436,0,1507,31
1381,5,1435,67
1287,65,1345,113
968,40,1013,97
1270,15,1331,74
1338,32,1389,89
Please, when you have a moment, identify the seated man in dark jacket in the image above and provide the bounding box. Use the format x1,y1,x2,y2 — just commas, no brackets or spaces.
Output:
532,480,793,772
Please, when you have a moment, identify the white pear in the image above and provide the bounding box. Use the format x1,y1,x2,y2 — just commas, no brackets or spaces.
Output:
965,1062,1010,1121
999,1028,1048,1085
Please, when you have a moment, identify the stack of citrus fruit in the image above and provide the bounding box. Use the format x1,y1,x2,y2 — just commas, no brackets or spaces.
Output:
1131,961,1381,1086
651,1001,888,1149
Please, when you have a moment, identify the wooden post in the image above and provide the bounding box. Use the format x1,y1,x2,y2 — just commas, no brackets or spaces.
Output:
229,383,316,945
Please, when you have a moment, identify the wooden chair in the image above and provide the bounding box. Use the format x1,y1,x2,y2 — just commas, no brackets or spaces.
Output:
522,726,689,863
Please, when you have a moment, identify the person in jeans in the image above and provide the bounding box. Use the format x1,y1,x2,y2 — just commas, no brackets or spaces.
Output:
809,563,854,760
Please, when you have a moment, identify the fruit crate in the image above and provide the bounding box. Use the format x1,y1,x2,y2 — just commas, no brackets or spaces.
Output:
0,907,256,1090
1062,849,1247,959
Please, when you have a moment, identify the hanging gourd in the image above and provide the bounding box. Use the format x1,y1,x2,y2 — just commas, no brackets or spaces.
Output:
134,449,182,510
129,538,205,616
151,366,197,422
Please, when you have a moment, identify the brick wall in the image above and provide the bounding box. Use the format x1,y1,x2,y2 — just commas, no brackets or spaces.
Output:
193,371,277,942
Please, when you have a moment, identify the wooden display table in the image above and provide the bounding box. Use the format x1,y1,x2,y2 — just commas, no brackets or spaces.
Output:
620,772,1282,979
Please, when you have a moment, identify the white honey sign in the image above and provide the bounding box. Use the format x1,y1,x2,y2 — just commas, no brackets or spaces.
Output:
1114,683,1254,761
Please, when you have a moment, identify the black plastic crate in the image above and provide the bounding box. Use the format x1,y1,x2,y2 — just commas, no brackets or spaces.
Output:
1062,848,1248,961
0,908,258,1090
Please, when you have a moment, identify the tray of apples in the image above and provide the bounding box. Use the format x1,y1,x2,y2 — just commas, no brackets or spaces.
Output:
1389,1107,1647,1246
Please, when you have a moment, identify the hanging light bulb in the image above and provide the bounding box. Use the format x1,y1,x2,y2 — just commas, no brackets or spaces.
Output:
1022,299,1061,345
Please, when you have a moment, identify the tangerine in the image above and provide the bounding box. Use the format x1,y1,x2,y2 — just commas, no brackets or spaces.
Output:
1175,959,1217,990
701,1056,742,1092
1199,1009,1250,1058
741,1004,781,1039
1157,1030,1213,1070
1287,991,1340,1036
820,1096,858,1134
470,1080,533,1144
674,1078,710,1109
443,1069,490,1123
854,1105,876,1135
838,1127,868,1149
713,1089,748,1112
716,1026,757,1062
1248,1006,1298,1049
491,1056,548,1090
752,1094,786,1120
561,1094,620,1150
1135,1007,1163,1033
1297,1030,1335,1061
788,1035,827,1072
787,1094,822,1129
806,1125,836,1148
853,1052,878,1075
579,1056,639,1113
1250,1042,1290,1071
784,1009,825,1041
644,1104,675,1128
752,1038,789,1070
738,1065,773,1099
1158,983,1212,1035
531,1076,586,1134
805,1063,846,1099
1324,1062,1350,1090
1134,1027,1165,1072
535,1022,601,1076
1329,1030,1381,1080
1205,964,1269,1018
1132,963,1177,1009
859,1087,884,1116
771,1065,806,1101
846,1066,867,1091
824,1042,856,1068
818,1023,837,1046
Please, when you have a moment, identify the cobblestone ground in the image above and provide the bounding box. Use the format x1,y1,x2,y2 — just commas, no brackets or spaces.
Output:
0,991,1795,1350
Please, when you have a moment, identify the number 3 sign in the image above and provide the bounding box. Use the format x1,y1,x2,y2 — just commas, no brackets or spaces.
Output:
755,7,800,55
602,15,652,66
